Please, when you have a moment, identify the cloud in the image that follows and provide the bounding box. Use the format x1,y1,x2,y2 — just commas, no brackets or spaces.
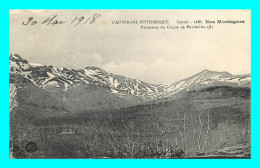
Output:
102,58,199,84
60,52,105,69
82,52,104,67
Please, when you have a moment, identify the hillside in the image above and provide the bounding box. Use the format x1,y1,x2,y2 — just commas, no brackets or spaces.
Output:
9,53,251,158
10,53,251,111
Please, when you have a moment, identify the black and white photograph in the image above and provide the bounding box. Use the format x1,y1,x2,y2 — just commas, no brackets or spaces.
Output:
9,10,251,158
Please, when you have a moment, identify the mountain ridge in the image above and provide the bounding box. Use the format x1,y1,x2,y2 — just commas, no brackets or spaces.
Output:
10,53,251,101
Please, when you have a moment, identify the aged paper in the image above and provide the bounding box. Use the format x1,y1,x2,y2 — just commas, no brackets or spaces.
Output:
9,10,250,158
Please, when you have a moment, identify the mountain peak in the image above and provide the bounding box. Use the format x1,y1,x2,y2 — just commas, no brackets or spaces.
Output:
10,53,22,59
10,54,28,64
198,69,232,76
201,69,210,72
9,54,251,100
85,66,106,72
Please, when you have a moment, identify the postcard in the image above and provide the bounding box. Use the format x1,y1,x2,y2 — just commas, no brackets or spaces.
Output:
9,10,251,158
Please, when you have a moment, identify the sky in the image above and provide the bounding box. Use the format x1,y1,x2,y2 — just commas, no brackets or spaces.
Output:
10,10,251,84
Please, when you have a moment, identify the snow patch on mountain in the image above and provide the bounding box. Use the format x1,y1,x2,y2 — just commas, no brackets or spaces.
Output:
9,84,18,112
30,63,43,67
9,54,251,101
163,70,250,97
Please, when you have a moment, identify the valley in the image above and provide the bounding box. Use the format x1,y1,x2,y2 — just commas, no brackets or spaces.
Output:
9,54,251,158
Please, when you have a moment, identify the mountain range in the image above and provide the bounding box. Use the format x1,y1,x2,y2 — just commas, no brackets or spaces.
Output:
9,53,251,113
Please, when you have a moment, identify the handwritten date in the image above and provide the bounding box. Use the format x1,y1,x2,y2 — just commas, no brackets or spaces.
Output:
22,14,101,27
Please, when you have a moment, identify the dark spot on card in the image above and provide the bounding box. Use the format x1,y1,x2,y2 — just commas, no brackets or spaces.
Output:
25,141,37,153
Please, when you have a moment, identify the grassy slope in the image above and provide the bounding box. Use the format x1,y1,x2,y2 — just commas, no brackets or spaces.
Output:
22,96,249,158
10,79,251,158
